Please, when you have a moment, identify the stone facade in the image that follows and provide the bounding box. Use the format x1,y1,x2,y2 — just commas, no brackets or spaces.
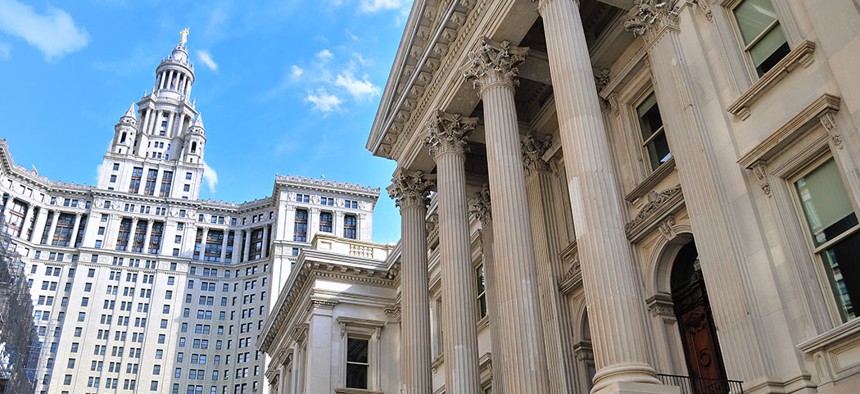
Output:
311,0,860,393
0,36,380,394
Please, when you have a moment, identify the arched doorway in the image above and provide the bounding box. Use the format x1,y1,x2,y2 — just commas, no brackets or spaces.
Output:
670,241,728,393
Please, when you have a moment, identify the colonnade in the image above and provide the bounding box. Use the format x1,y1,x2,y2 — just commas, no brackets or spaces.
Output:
389,1,671,393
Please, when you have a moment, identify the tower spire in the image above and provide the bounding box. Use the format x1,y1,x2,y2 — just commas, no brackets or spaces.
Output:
123,103,136,120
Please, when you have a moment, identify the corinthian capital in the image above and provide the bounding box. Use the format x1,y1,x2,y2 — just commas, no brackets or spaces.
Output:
624,0,679,40
387,170,432,209
424,110,478,159
463,37,529,95
469,184,492,224
522,134,552,175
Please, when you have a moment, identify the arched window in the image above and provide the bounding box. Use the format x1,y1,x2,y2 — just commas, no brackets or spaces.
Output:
191,141,197,153
120,132,127,144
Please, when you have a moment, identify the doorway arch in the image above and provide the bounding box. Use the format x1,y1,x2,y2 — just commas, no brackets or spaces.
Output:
670,240,728,393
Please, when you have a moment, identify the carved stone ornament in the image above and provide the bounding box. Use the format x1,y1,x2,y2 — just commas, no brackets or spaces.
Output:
522,134,553,175
468,184,492,224
463,37,529,95
594,68,611,92
752,164,772,197
657,215,677,239
626,184,683,232
819,112,843,149
646,293,676,319
424,110,478,159
689,0,713,22
624,0,679,40
387,170,432,209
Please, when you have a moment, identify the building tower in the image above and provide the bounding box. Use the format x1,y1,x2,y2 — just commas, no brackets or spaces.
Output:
97,29,206,200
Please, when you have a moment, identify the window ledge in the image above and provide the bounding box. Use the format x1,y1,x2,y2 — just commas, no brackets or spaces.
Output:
797,317,860,354
625,157,676,203
477,315,489,330
336,388,383,394
727,40,816,120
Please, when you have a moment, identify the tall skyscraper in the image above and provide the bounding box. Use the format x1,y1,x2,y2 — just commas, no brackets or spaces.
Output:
0,34,382,394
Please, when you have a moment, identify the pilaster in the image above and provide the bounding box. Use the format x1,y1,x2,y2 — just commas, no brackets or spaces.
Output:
464,37,551,394
522,134,578,394
469,185,505,394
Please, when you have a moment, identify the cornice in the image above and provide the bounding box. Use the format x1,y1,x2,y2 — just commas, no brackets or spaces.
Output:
276,174,380,199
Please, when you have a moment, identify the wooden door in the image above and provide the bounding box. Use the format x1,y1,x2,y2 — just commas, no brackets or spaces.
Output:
675,275,728,393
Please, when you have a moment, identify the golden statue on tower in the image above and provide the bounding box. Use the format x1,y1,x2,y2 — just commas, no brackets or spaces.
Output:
180,27,190,46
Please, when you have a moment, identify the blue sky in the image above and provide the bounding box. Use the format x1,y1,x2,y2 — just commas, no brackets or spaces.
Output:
0,0,408,244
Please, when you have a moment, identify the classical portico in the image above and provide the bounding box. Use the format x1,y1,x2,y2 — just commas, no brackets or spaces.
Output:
368,0,860,393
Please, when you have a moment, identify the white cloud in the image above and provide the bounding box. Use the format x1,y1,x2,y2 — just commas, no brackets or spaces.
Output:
335,71,380,101
202,161,219,193
0,0,89,61
290,65,304,80
0,42,10,60
195,49,218,72
305,88,342,112
316,49,333,62
359,0,408,13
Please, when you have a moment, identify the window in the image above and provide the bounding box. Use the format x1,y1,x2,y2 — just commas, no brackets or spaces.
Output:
476,263,487,319
794,158,860,322
636,92,671,172
345,337,369,389
732,0,790,77
144,169,158,196
344,215,357,240
161,171,174,197
319,212,332,233
129,167,143,193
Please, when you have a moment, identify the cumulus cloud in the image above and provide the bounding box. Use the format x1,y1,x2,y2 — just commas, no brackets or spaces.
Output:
0,0,89,61
305,88,342,113
316,49,333,62
290,65,304,80
0,42,10,60
335,71,380,101
359,0,408,13
202,161,218,193
195,49,218,72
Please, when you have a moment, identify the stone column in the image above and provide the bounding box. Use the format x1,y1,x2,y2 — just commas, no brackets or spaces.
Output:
143,220,153,253
535,0,662,391
262,225,270,258
129,218,139,251
31,208,47,243
469,185,505,394
425,111,482,394
21,204,34,241
220,229,229,262
464,38,551,394
387,170,433,394
69,213,83,248
522,134,578,394
200,227,209,260
45,211,59,245
243,229,251,262
233,230,243,263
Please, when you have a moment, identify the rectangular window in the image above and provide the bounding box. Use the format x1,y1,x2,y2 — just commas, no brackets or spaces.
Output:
294,208,308,242
144,169,158,196
160,171,173,197
636,92,671,172
476,263,487,319
794,158,860,322
319,212,333,233
129,167,143,193
344,214,357,240
345,337,369,389
732,0,790,76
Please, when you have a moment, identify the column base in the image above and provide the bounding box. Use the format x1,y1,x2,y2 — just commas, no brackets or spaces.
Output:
593,382,680,394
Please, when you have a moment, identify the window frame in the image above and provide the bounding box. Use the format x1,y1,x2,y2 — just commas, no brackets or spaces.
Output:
335,317,383,393
788,154,860,322
727,0,790,78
